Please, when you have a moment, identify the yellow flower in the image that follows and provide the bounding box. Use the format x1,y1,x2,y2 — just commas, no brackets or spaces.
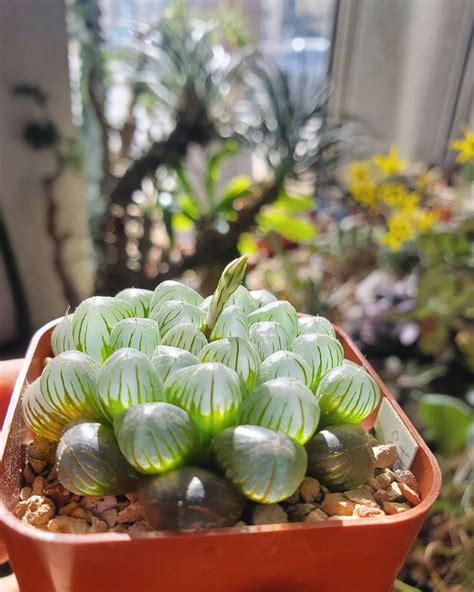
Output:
450,128,474,163
349,180,379,209
372,146,407,176
348,161,372,184
380,212,416,250
401,192,421,212
378,183,408,208
412,209,438,233
380,231,404,251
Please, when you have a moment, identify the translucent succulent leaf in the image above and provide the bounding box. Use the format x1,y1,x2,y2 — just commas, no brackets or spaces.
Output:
161,323,208,356
249,321,291,359
165,362,243,439
138,466,245,530
151,300,206,336
40,351,104,422
250,289,278,308
212,425,307,503
115,288,153,317
22,378,71,441
209,305,249,340
239,378,319,444
200,337,261,389
305,424,375,491
151,345,200,382
57,422,139,495
150,280,203,315
72,296,134,362
223,285,258,314
298,315,336,338
114,402,201,474
258,350,312,388
292,334,344,390
248,301,298,341
97,348,165,420
316,363,380,427
200,295,212,312
109,318,161,357
51,315,75,356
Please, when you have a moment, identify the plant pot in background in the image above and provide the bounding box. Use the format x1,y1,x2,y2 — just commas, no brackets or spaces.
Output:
0,319,441,592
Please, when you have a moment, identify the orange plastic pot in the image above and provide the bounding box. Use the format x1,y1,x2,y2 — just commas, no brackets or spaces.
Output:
0,319,441,592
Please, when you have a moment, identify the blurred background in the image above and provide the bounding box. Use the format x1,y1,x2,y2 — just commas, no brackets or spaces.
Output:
0,0,473,589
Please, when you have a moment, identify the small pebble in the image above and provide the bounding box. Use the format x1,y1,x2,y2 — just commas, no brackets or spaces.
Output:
376,470,395,489
252,504,288,525
89,517,108,533
393,470,419,493
31,476,45,496
43,481,71,508
47,516,89,534
299,477,321,503
373,445,398,469
16,495,55,527
352,504,385,518
373,489,390,505
80,496,118,514
20,487,32,501
303,509,328,522
30,459,48,474
59,502,79,516
128,520,153,534
23,464,36,485
398,482,421,506
116,502,143,524
383,502,411,515
70,507,95,524
368,477,380,490
343,487,379,508
99,508,118,528
321,494,356,517
28,437,56,465
282,490,300,505
108,525,128,533
367,434,379,446
385,482,403,502
287,503,315,522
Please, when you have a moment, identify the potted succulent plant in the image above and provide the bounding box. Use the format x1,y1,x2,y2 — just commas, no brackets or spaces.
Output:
0,257,441,592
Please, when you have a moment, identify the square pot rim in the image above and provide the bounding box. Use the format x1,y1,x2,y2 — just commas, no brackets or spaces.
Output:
0,317,442,545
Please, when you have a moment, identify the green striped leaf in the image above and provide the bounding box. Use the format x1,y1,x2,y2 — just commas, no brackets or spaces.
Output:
305,424,375,491
209,305,249,340
248,301,298,341
212,425,307,503
22,378,71,441
249,321,291,359
115,288,154,317
292,334,344,390
239,378,319,444
57,422,139,495
250,289,277,308
223,285,258,315
151,300,206,336
298,315,336,338
51,315,75,355
316,363,380,427
161,323,208,356
109,318,161,358
200,337,261,389
40,351,104,422
114,402,201,475
258,350,312,388
165,362,243,440
151,345,200,382
96,348,165,420
72,296,134,363
150,280,203,315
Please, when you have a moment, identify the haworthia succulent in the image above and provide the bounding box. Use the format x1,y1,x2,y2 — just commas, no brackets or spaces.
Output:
249,321,291,359
72,296,134,363
150,300,206,336
248,301,298,341
292,334,344,390
96,348,165,420
51,315,75,355
150,280,203,315
109,318,161,357
161,323,208,356
258,350,312,388
151,345,200,382
223,285,258,315
22,378,71,441
200,337,261,389
297,315,336,338
250,289,278,308
115,288,154,317
209,305,249,341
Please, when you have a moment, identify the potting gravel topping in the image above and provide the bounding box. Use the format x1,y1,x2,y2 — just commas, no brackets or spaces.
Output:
18,256,420,534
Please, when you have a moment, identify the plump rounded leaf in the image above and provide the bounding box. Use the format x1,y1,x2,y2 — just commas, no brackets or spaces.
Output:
212,425,307,503
109,318,161,357
305,424,375,491
239,378,319,444
200,295,212,312
250,289,278,308
151,345,200,382
138,466,245,530
22,378,71,441
200,337,261,389
248,301,298,341
223,285,258,314
97,348,165,420
115,288,153,317
72,296,134,362
292,334,344,390
161,323,208,356
258,350,312,387
151,300,206,336
40,351,104,422
298,315,336,338
209,305,249,340
57,421,139,495
316,363,380,427
51,315,75,355
249,321,291,359
114,402,201,475
165,362,243,439
150,280,203,314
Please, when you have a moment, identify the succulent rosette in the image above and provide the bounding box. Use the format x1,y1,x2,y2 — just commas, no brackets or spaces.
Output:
150,280,203,315
258,350,312,387
165,362,243,439
22,378,71,441
248,301,298,341
151,300,206,336
200,337,261,389
96,348,165,420
250,289,277,308
292,334,344,390
238,378,319,444
223,285,258,315
51,314,75,355
161,323,208,356
151,346,200,382
316,363,381,427
115,288,154,317
249,321,291,359
209,305,249,340
297,315,336,338
109,318,161,357
72,296,134,362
